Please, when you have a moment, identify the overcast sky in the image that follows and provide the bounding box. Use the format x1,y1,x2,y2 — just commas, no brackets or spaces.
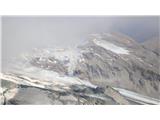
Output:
2,16,159,63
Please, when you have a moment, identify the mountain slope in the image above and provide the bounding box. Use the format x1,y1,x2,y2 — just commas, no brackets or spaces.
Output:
1,32,160,104
141,37,160,56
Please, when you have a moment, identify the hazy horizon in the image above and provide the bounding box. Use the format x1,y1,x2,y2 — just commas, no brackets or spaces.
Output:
1,16,159,64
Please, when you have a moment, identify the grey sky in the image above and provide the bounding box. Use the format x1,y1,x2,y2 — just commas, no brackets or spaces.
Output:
2,16,159,63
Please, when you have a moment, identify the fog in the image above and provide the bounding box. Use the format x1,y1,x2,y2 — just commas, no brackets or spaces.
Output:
1,16,159,64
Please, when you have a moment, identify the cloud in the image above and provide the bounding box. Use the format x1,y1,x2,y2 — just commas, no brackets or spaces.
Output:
1,16,159,62
108,16,159,41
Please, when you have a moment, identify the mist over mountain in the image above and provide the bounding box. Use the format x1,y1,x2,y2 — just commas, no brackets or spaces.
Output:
1,16,159,105
1,31,160,105
2,16,159,65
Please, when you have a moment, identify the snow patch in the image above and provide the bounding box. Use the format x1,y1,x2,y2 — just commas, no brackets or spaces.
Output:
9,64,97,89
113,87,160,105
93,39,129,54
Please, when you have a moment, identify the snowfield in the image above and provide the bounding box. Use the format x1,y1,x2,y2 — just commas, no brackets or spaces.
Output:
93,39,129,54
1,63,97,90
113,87,160,105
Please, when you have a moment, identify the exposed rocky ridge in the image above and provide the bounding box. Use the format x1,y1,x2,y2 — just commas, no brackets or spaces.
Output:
0,74,129,105
78,33,160,98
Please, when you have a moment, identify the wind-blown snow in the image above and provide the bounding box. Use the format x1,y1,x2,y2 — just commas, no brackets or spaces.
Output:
5,64,97,89
52,48,82,75
31,68,96,88
93,39,129,54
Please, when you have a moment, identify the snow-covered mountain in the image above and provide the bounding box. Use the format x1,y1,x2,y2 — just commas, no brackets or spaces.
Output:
1,32,160,105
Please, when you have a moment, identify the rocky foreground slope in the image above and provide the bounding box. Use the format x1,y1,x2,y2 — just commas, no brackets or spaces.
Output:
1,32,160,105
